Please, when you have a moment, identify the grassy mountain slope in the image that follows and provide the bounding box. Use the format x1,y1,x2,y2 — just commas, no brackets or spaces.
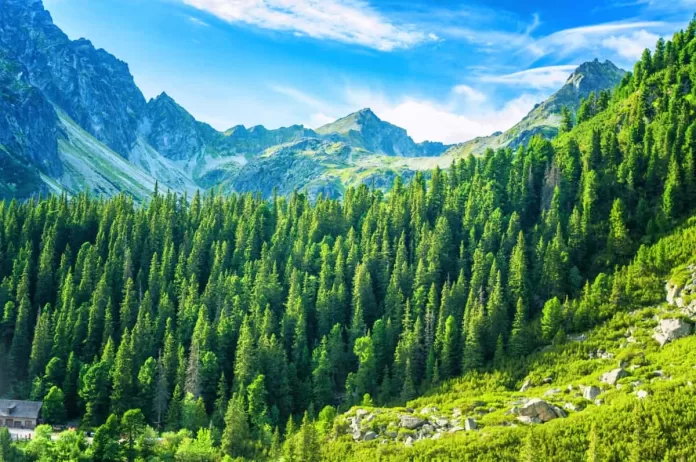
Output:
322,218,696,461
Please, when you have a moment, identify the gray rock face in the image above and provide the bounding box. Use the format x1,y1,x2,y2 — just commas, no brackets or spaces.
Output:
600,368,628,386
653,318,692,347
464,418,477,431
582,385,601,401
399,415,426,430
517,399,565,423
0,0,146,157
0,56,61,180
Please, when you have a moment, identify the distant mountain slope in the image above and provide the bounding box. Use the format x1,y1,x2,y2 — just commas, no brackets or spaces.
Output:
317,108,447,157
447,59,626,158
0,0,625,201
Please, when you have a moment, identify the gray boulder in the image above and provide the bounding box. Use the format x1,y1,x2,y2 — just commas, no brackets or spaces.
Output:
600,368,628,386
666,281,682,305
653,318,692,347
363,431,378,441
517,398,565,423
582,385,601,401
399,415,426,430
519,379,532,392
464,418,477,431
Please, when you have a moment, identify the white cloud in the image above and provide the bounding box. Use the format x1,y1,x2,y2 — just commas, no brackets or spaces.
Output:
189,16,210,27
479,65,578,89
602,30,660,59
276,85,543,144
526,21,664,58
181,0,434,51
452,84,487,103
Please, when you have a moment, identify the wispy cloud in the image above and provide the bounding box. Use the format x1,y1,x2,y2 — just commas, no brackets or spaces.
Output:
478,65,578,89
189,16,210,27
181,0,435,51
452,84,487,103
602,30,660,59
525,21,665,59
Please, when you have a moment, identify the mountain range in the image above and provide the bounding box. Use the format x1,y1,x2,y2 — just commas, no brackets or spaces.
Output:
0,0,625,201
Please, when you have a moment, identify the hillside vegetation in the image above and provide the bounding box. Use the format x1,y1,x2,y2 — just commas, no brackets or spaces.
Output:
1,12,696,462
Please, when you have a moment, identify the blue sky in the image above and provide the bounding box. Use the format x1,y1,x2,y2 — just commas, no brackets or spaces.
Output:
44,0,694,144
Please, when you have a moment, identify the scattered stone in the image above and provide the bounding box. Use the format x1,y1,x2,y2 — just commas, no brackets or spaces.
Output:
405,436,413,447
431,432,442,440
449,426,464,433
653,318,692,347
385,431,397,439
582,385,601,401
421,406,439,415
600,368,628,386
399,415,426,430
629,364,641,371
517,398,565,423
356,409,368,418
666,281,683,305
631,380,643,387
636,390,649,399
364,413,375,423
435,418,449,428
595,399,603,406
564,402,579,412
506,407,519,416
452,408,461,418
363,431,378,441
519,379,532,392
464,418,477,431
352,430,361,441
551,406,567,418
541,376,554,384
544,388,561,397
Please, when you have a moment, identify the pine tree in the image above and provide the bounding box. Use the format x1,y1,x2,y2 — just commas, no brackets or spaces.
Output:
222,392,251,458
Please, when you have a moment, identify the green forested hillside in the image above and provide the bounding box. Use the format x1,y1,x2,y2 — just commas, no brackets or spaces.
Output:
1,15,696,462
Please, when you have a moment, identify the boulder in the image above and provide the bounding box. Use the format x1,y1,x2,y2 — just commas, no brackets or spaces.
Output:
517,399,564,423
356,409,368,418
352,430,362,441
583,385,601,401
636,390,649,399
600,368,628,386
420,406,439,414
431,432,442,440
464,418,477,431
399,415,426,430
517,415,541,425
666,281,682,305
653,318,692,347
564,402,579,411
405,436,413,447
544,388,561,397
435,418,449,428
449,426,464,433
541,376,554,384
519,378,532,392
364,413,375,423
363,431,378,441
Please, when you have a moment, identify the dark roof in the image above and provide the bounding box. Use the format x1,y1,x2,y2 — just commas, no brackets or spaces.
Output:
0,400,43,419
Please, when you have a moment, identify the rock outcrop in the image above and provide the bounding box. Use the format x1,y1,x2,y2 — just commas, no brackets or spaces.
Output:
653,318,692,347
600,368,628,386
